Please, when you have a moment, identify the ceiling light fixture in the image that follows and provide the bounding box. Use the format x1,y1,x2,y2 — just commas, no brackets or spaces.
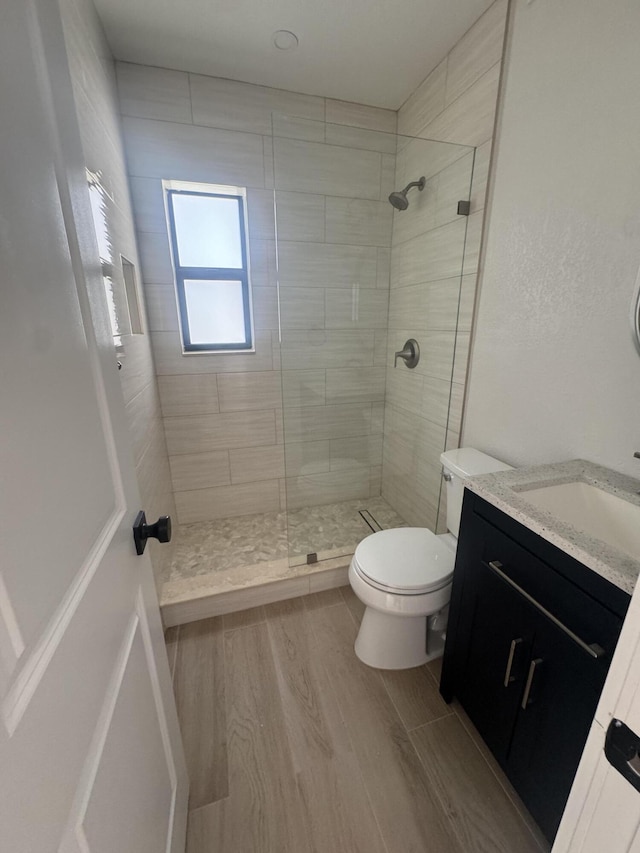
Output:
272,30,299,51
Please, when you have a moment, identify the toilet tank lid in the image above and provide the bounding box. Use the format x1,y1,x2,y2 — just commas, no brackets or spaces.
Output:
440,447,513,480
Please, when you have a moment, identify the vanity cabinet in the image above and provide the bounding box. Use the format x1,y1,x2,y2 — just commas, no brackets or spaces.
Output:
441,490,631,842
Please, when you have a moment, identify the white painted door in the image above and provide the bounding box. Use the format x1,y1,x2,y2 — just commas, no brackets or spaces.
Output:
0,1,188,851
554,583,640,851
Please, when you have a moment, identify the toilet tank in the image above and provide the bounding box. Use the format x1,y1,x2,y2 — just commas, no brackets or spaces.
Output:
440,448,513,538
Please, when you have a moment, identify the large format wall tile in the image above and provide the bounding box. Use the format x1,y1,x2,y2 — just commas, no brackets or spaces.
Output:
282,370,326,408
280,330,375,370
246,189,276,241
190,74,324,135
158,374,219,417
164,410,276,455
128,176,167,234
445,0,508,106
169,450,231,492
388,279,462,332
137,231,174,285
117,63,192,123
278,242,378,288
175,480,281,524
325,197,392,247
253,287,279,331
283,403,379,443
279,288,325,330
284,439,330,476
325,367,386,405
330,435,383,470
324,99,397,133
122,116,265,187
325,123,396,154
324,288,389,330
390,219,467,288
420,62,501,148
285,468,371,510
145,285,179,332
275,192,325,243
273,137,382,199
217,371,282,412
397,60,447,138
229,445,285,484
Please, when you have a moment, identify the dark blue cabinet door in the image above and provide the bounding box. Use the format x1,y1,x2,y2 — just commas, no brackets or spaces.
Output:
456,558,534,763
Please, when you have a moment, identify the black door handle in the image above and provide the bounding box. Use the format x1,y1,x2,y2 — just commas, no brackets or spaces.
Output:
605,718,640,793
133,511,172,555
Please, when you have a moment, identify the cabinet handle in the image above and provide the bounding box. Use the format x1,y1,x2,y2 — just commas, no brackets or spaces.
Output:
488,561,605,660
503,638,523,687
521,658,543,709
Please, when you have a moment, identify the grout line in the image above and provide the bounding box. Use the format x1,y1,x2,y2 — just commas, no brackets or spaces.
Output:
405,709,456,733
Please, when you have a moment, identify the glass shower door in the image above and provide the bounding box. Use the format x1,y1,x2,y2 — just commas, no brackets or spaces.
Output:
271,112,474,568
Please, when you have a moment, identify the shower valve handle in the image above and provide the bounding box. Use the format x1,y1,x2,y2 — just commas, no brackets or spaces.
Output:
394,338,420,369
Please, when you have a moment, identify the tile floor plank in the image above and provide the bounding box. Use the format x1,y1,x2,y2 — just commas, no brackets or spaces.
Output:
308,602,463,853
265,597,388,853
222,605,266,631
177,592,548,853
301,587,344,610
411,714,542,853
187,623,311,853
173,617,228,809
340,583,365,625
382,665,454,731
426,655,443,684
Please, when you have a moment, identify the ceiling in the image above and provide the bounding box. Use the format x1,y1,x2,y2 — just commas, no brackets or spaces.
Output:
93,0,494,110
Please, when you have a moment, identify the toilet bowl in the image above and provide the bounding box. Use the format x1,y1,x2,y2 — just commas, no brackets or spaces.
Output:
349,448,512,670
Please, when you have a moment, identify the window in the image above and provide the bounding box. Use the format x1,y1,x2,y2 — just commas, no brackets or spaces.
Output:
165,182,254,352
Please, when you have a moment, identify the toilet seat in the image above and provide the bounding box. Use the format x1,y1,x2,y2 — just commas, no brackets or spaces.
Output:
352,527,455,596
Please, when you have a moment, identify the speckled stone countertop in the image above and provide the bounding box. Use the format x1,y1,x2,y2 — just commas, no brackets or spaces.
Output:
465,460,640,595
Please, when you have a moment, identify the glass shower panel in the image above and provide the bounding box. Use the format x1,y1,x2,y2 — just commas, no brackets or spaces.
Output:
384,134,475,533
271,112,474,567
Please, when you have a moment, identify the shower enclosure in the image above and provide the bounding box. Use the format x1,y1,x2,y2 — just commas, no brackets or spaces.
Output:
272,113,475,571
160,112,475,609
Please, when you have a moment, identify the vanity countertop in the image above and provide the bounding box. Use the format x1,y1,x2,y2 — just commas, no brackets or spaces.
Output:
466,460,640,595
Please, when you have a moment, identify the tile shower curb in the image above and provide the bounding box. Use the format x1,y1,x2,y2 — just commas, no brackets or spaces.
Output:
161,557,350,627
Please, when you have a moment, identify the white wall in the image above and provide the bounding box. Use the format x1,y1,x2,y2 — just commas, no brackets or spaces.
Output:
462,0,640,476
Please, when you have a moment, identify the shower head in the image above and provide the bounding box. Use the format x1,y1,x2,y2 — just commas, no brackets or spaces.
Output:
388,176,426,211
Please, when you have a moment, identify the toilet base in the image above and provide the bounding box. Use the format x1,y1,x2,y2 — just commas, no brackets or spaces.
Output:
355,607,433,670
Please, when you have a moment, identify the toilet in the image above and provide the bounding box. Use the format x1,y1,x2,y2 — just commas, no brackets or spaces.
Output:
349,448,512,669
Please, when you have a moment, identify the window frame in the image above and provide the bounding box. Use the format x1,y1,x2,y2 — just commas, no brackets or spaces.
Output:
165,184,254,353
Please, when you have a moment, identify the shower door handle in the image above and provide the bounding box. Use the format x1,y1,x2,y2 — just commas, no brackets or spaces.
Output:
394,338,420,369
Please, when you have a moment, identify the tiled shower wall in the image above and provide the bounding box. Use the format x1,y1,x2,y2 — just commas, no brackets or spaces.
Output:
116,65,396,524
60,0,176,588
382,0,509,529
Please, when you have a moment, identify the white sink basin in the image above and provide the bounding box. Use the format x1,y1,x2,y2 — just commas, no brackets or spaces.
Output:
519,481,640,562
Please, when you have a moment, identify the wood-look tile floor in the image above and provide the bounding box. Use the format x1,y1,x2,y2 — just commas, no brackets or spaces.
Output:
166,587,551,853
